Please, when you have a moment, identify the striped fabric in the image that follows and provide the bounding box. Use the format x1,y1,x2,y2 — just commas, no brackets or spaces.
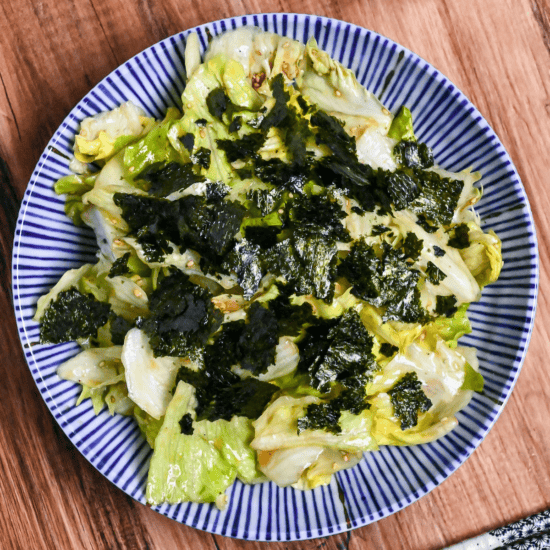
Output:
11,13,538,541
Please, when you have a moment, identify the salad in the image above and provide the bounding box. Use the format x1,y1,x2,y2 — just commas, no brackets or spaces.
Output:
35,27,503,509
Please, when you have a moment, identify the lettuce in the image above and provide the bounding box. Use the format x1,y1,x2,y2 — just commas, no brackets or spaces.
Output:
387,106,415,141
184,32,201,79
355,128,398,171
298,38,392,134
123,107,182,180
369,393,458,446
74,101,153,164
105,275,149,321
57,346,123,386
57,347,127,414
258,336,300,381
290,287,359,320
203,26,304,88
147,381,233,505
252,395,377,454
81,152,145,259
54,174,96,225
459,226,503,287
461,362,484,392
422,303,471,350
104,383,134,415
177,56,239,183
134,407,164,448
193,416,262,484
222,58,263,110
146,381,260,506
392,210,481,305
368,341,477,445
121,329,184,419
358,303,423,352
251,394,376,488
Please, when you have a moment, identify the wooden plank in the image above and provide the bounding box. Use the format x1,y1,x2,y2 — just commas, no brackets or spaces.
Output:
1,0,549,548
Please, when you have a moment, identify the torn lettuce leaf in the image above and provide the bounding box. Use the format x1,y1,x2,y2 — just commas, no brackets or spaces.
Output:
459,226,503,288
368,341,478,445
146,381,261,505
299,38,392,134
387,106,415,142
121,328,184,419
146,381,235,505
54,173,96,226
252,394,378,454
461,362,485,392
251,393,376,488
422,303,471,350
203,26,304,88
74,101,154,164
134,406,164,448
57,346,129,415
123,107,182,181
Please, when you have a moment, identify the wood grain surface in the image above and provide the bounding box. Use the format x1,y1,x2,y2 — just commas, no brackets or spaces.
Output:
1,0,549,548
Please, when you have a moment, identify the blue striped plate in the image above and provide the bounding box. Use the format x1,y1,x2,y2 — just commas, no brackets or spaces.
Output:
12,13,538,541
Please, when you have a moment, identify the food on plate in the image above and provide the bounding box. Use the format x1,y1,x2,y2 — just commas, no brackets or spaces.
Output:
35,26,502,508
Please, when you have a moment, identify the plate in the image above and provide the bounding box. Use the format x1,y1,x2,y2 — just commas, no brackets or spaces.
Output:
12,13,539,541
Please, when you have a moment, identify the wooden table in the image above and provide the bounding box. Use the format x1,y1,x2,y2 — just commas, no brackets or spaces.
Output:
1,0,549,548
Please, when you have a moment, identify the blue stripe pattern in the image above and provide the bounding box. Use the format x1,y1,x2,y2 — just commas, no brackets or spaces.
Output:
11,13,539,541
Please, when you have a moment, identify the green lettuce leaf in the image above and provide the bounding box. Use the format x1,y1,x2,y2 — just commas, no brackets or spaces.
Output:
459,226,503,288
134,407,164,448
54,173,97,225
422,303,471,350
298,38,392,134
193,416,262,483
146,381,260,505
368,341,477,445
252,394,377,454
57,346,127,415
121,329,184,420
73,101,154,164
461,362,484,392
387,106,415,141
251,393,376,488
104,382,134,415
123,107,182,181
